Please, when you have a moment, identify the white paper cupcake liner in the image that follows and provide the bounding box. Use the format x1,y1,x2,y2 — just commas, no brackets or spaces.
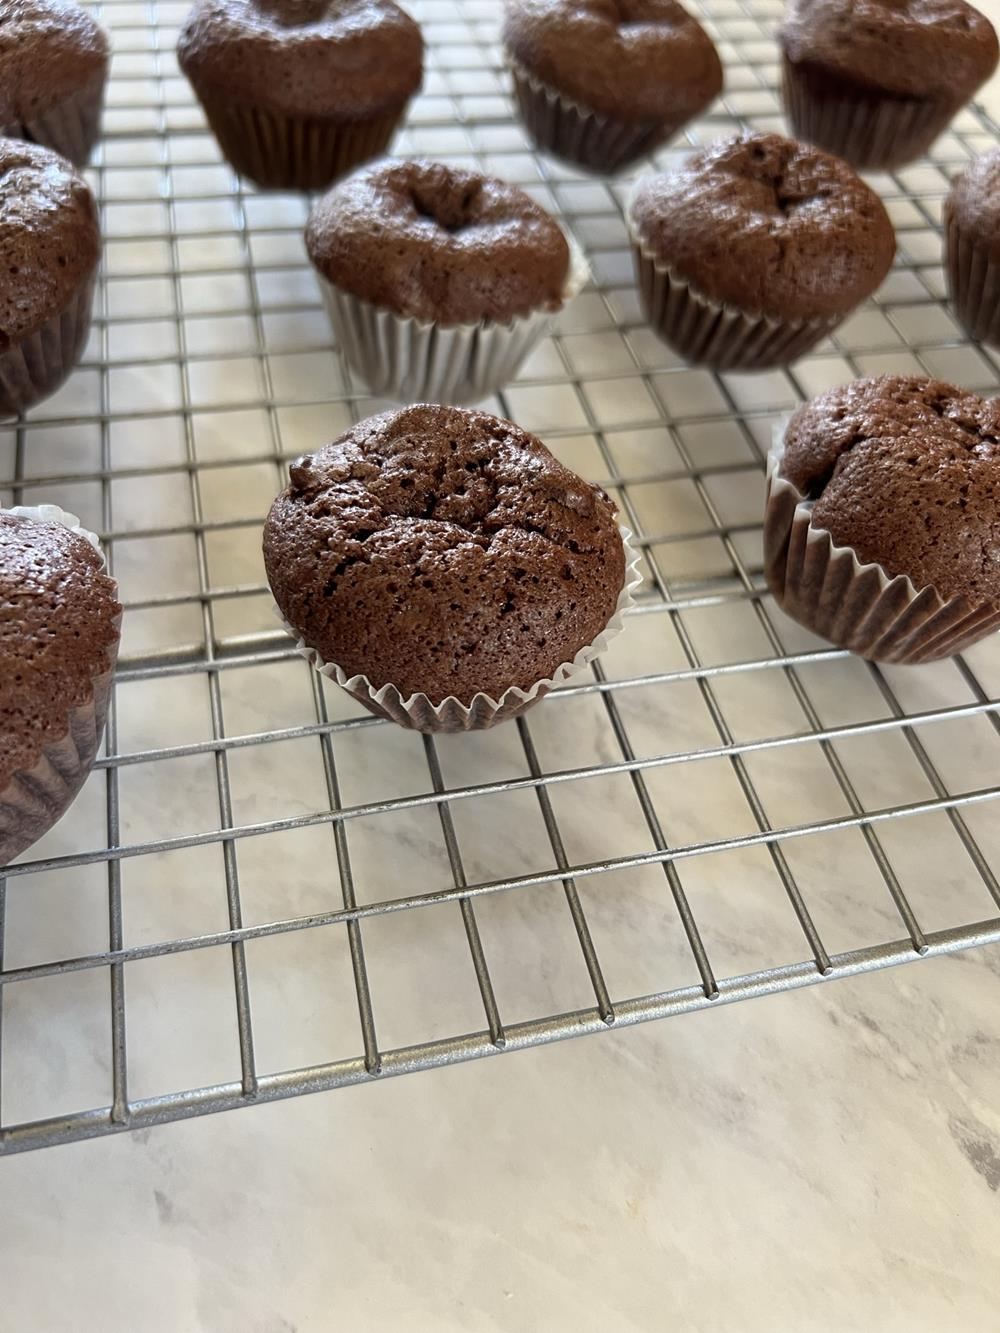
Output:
627,214,836,371
944,212,1000,347
0,505,121,866
316,232,589,405
276,524,641,733
781,56,953,171
763,439,1000,664
192,86,408,191
0,76,106,168
0,273,97,419
506,58,672,175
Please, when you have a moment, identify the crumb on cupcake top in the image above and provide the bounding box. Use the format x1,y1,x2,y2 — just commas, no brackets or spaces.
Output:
306,158,573,326
629,131,896,322
263,404,625,703
0,511,120,787
779,374,1000,604
779,0,998,103
502,0,722,123
177,0,423,118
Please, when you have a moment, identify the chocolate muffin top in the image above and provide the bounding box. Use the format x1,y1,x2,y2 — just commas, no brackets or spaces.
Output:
629,132,896,322
0,511,120,789
177,0,423,118
779,375,1000,604
0,140,100,349
0,0,109,125
779,0,998,103
263,405,626,703
502,0,722,123
306,159,573,326
945,147,1000,257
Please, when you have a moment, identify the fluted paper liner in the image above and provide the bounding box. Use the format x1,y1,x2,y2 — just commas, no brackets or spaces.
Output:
276,525,641,733
781,57,955,171
316,232,589,405
0,505,120,866
627,198,836,370
192,87,409,191
0,75,106,168
507,58,674,175
944,212,1000,347
0,274,96,419
764,439,1000,664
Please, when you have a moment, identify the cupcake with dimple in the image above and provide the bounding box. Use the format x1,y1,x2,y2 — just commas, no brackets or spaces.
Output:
177,0,423,191
765,375,1000,663
0,138,101,417
628,132,896,371
263,404,636,732
305,158,588,403
779,0,998,171
502,0,722,174
944,148,1000,345
0,0,110,168
1,505,121,866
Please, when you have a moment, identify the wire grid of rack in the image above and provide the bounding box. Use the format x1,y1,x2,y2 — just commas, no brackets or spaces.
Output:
2,0,1000,1156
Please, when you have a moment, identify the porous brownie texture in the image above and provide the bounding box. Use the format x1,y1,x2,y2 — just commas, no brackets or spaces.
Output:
779,0,998,103
263,405,626,703
0,139,100,349
0,512,121,788
502,0,722,123
0,0,109,125
779,374,1000,603
629,132,896,322
177,0,423,118
306,159,571,326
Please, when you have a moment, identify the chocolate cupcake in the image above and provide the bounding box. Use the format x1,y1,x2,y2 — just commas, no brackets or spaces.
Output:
779,0,998,171
0,139,101,417
764,375,1000,664
0,0,110,168
177,0,423,191
1,505,121,865
944,148,1000,345
502,0,722,174
263,404,637,732
305,158,588,403
628,132,896,371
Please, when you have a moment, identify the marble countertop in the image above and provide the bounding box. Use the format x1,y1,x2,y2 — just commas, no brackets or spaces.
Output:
3,959,1000,1330
4,0,1000,1327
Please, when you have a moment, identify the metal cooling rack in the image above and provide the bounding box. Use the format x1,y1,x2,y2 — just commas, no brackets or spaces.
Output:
2,0,1000,1156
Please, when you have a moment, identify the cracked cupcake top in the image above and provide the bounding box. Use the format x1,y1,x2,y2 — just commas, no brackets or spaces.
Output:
779,0,998,103
306,158,573,326
263,404,626,702
629,132,896,322
1,511,120,788
502,0,722,124
177,0,423,119
779,374,1000,603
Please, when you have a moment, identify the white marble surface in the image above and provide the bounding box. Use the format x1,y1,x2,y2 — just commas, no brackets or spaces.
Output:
3,961,1000,1331
4,0,1000,1326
